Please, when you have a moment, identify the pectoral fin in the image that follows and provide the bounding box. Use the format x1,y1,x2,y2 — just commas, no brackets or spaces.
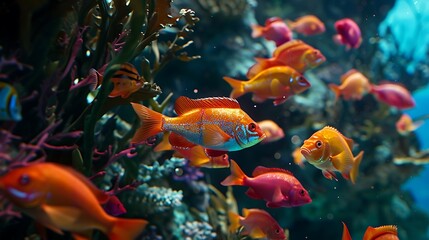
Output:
331,153,348,171
203,125,232,147
248,227,266,239
42,204,82,227
272,186,284,203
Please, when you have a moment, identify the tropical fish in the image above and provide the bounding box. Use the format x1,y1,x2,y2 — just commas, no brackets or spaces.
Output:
221,160,312,208
300,126,363,184
287,15,325,36
0,162,148,240
342,222,399,240
229,208,286,240
292,147,306,168
370,83,415,109
333,18,362,49
247,40,326,78
0,82,22,121
329,69,371,100
258,120,285,143
251,17,293,46
92,63,144,98
224,66,311,105
154,131,230,168
395,113,423,136
131,97,266,155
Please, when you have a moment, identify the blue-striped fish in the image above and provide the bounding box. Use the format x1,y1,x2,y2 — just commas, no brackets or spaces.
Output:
0,82,22,121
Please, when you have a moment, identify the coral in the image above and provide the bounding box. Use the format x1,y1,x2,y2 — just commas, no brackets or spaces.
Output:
127,184,183,214
138,157,186,183
180,220,217,240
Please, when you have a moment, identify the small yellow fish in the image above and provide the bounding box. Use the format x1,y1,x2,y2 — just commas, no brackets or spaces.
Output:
258,120,285,143
300,126,363,184
224,66,311,105
395,113,423,136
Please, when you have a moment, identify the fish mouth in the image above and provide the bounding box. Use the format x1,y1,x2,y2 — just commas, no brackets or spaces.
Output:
300,148,311,159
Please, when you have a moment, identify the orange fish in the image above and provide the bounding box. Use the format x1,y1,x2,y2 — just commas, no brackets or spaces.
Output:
224,66,311,105
300,126,363,184
229,208,287,240
155,132,230,168
395,113,423,136
287,15,325,36
292,147,306,168
329,69,371,100
0,162,148,240
247,40,326,78
342,222,399,240
258,120,285,143
92,63,144,98
131,97,265,155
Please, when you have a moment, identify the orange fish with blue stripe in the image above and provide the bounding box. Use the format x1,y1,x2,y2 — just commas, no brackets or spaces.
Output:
131,96,266,156
0,162,148,240
300,126,363,184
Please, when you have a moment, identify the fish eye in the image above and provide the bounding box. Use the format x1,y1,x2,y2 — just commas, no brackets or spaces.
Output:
275,229,280,234
19,174,30,186
315,140,322,148
299,189,305,196
248,123,257,132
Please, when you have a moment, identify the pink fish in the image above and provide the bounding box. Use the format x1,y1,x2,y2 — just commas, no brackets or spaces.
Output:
221,160,311,208
370,83,415,109
333,18,362,49
251,17,293,46
258,120,285,143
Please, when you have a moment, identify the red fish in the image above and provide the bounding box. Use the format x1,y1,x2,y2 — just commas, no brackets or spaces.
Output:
131,97,265,156
221,160,312,208
287,15,325,36
342,222,399,240
229,208,287,240
0,162,148,240
251,17,293,46
224,66,311,105
370,83,415,109
247,40,325,78
333,18,362,49
154,132,230,168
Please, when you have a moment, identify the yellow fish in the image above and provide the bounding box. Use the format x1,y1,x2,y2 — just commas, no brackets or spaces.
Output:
329,69,371,100
223,66,310,106
300,126,363,183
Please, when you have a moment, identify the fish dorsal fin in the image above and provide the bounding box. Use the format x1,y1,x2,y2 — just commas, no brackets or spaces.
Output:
51,163,109,204
252,166,293,177
340,69,359,83
174,96,240,115
273,40,304,57
323,126,354,149
363,225,397,240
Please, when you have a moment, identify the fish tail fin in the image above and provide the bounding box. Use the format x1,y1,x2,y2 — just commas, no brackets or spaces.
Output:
286,19,295,29
228,211,242,233
251,24,263,38
246,58,271,78
350,151,364,184
342,222,353,240
221,160,246,186
328,83,341,100
223,77,245,99
131,103,164,144
108,218,148,240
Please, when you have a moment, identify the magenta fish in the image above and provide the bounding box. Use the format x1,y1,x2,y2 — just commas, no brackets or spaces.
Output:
333,18,362,49
370,83,415,109
221,160,311,208
251,17,293,46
